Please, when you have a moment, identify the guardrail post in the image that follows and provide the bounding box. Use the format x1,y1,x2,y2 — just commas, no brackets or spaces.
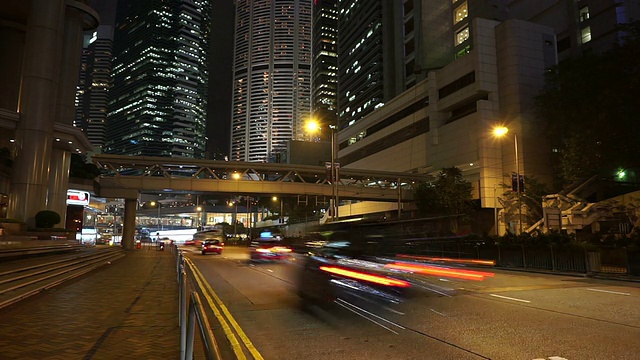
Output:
180,269,187,349
550,244,556,271
184,293,197,360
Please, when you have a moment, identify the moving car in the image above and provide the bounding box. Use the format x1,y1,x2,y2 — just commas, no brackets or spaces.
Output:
191,228,226,248
201,239,224,255
296,231,414,320
249,239,293,261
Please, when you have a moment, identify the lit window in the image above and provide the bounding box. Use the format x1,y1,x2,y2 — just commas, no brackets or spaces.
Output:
579,6,590,22
454,2,468,25
581,26,591,43
455,26,470,45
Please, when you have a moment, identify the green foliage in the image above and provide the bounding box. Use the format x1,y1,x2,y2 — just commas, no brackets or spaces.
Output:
215,221,246,235
414,167,474,217
534,21,640,185
499,175,550,230
69,153,101,180
35,210,61,229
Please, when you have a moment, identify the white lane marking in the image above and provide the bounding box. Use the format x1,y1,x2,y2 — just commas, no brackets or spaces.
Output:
267,269,274,272
430,308,447,317
549,356,569,360
489,294,531,303
586,288,630,296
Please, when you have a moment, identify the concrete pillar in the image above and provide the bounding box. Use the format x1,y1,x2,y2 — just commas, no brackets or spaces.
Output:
48,5,86,225
47,146,72,221
8,0,65,226
122,198,137,250
0,25,25,111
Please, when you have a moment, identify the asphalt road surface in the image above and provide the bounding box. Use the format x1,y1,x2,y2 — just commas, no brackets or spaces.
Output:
185,246,640,360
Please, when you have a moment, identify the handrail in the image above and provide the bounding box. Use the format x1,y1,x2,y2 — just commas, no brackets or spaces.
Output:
175,245,221,360
186,292,221,360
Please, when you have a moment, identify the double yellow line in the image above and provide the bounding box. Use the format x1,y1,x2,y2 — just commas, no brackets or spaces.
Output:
185,257,264,360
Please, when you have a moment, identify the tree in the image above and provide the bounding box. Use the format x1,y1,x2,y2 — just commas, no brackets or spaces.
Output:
69,153,101,180
498,175,550,232
414,167,473,234
534,21,640,185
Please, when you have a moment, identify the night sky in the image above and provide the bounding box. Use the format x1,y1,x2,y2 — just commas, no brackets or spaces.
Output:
206,0,235,160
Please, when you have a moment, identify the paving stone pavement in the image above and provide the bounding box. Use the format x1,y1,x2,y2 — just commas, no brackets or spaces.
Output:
0,247,180,360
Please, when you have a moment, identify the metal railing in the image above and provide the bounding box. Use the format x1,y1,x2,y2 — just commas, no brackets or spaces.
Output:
381,239,640,277
175,246,222,360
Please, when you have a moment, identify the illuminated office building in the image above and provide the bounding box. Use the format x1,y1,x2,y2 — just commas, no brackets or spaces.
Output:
75,25,114,153
231,0,312,162
311,0,338,129
105,0,212,158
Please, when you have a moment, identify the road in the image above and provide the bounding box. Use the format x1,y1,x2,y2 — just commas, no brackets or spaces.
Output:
184,246,640,360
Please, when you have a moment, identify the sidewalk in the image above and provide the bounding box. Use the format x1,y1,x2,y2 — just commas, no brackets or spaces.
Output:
0,246,180,360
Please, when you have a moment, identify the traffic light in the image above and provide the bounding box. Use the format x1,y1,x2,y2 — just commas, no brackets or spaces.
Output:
511,173,525,192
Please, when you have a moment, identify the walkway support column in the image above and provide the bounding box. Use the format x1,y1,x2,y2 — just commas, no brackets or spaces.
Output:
122,198,137,250
8,0,65,226
49,2,91,223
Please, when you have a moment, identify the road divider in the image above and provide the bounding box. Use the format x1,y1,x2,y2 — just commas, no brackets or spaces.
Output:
586,288,630,296
489,294,531,303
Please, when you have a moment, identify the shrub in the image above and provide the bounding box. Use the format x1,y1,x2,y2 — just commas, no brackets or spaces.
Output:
35,210,61,229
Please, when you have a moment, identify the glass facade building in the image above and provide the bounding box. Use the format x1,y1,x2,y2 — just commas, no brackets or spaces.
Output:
105,0,211,158
311,0,338,130
75,25,114,154
231,0,312,162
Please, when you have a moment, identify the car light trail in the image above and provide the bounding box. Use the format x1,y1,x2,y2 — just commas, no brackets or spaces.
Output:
396,254,496,266
319,266,411,288
384,262,494,281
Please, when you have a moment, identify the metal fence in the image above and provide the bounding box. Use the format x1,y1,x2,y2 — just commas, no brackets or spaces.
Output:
381,239,639,276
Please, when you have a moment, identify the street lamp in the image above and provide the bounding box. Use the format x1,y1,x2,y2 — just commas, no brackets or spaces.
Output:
305,119,338,221
150,201,161,233
196,206,202,230
493,126,523,235
272,196,284,224
229,200,238,237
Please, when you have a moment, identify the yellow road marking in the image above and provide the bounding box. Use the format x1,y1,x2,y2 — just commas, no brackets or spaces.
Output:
187,258,265,360
185,258,247,360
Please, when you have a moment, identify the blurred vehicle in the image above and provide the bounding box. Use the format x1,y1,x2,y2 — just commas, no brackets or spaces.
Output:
297,239,412,314
192,228,226,247
249,239,293,261
201,239,224,255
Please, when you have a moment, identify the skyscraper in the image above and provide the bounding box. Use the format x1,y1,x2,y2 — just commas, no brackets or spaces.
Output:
231,0,312,162
311,0,338,129
105,0,211,158
74,0,118,154
75,25,114,153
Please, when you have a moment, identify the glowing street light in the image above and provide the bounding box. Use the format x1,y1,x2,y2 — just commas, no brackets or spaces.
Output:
228,200,238,237
305,118,338,221
196,206,202,229
149,201,161,233
493,126,523,235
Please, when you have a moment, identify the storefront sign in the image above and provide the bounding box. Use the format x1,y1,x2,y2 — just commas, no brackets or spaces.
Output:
67,190,90,206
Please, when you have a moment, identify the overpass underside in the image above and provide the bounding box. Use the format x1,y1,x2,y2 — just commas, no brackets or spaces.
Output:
91,155,433,250
93,154,432,201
